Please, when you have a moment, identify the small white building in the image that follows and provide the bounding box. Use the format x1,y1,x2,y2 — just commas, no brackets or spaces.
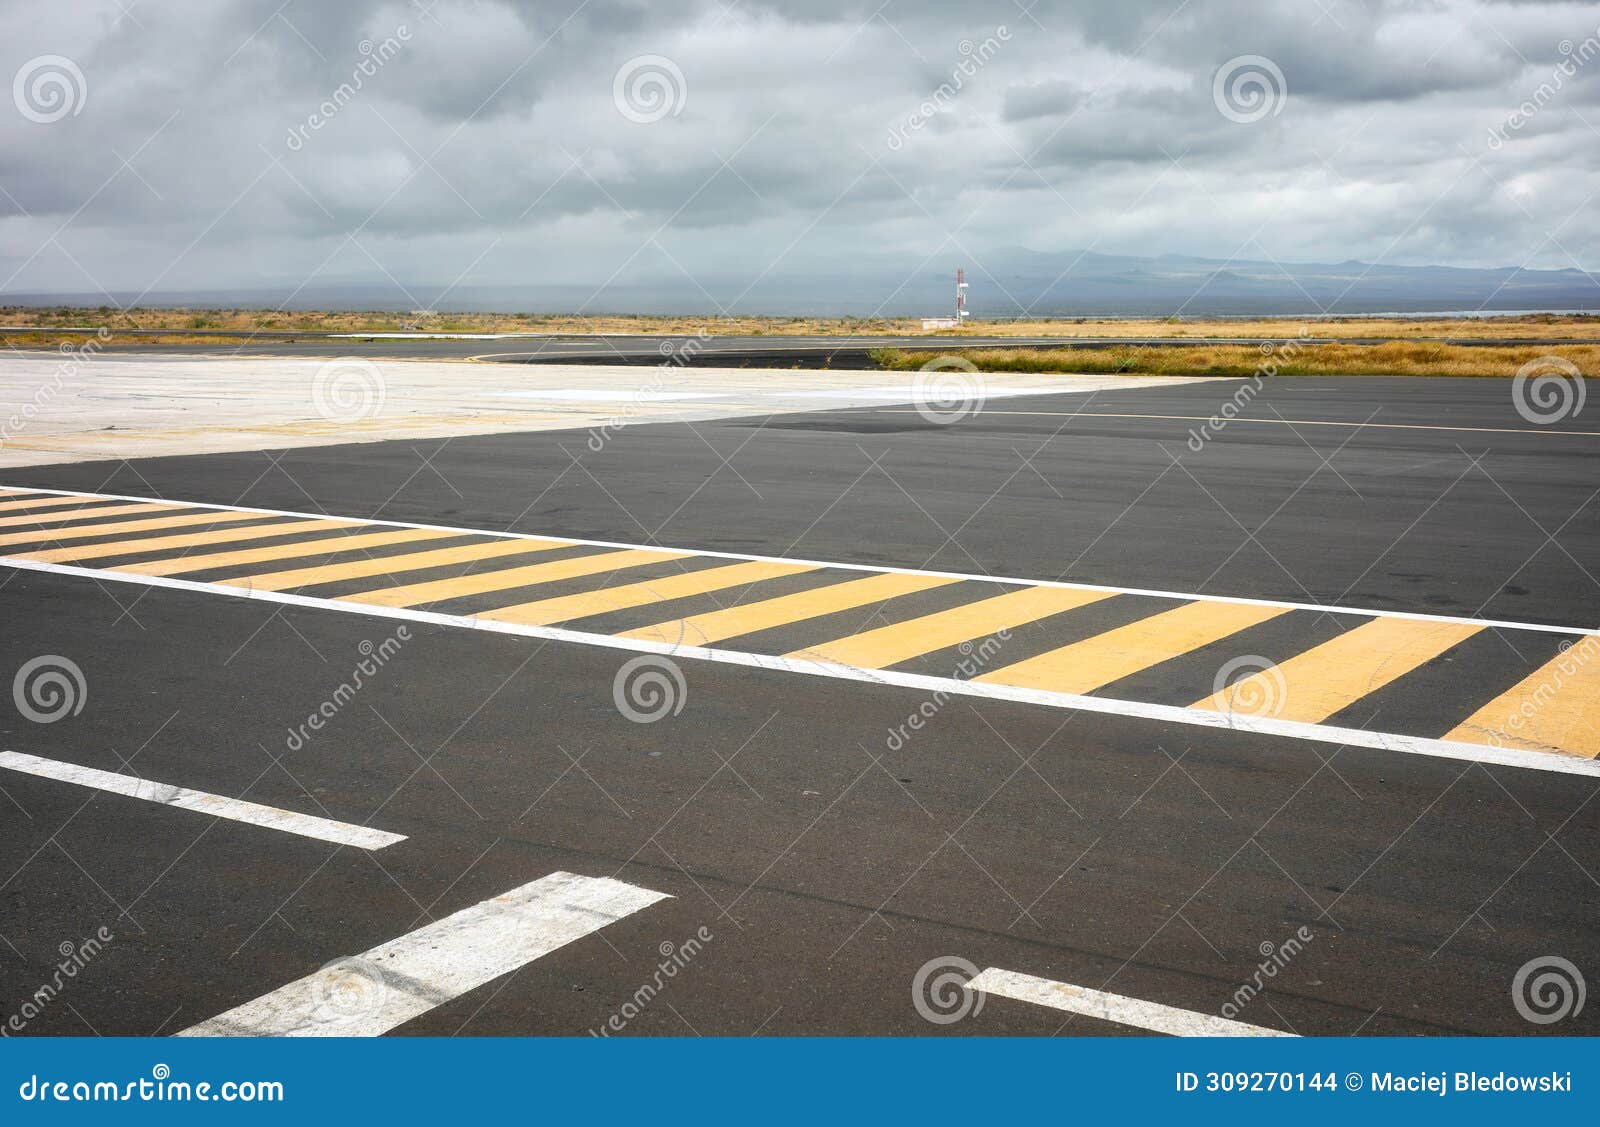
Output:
921,269,970,330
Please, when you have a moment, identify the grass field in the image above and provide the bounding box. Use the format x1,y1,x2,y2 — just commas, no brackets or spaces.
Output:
3,307,1598,346
869,341,1600,378
915,314,1600,341
1,330,266,349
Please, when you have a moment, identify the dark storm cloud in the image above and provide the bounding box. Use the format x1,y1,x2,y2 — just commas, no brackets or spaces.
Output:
0,0,1595,298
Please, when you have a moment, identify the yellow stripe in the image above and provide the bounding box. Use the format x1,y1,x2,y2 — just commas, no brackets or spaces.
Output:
978,601,1289,694
790,586,1114,669
1442,638,1600,758
479,559,818,626
216,537,572,593
112,527,458,576
11,519,362,563
619,571,959,646
0,495,117,514
1192,617,1482,723
339,548,689,608
0,510,265,549
0,501,175,529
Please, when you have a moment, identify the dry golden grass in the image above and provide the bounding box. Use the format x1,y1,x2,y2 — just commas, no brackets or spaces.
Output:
923,315,1600,341
871,341,1600,378
1,330,266,350
0,308,912,338
3,307,1598,342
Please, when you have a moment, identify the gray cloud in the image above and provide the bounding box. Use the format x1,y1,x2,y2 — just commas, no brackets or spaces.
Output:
0,0,1596,304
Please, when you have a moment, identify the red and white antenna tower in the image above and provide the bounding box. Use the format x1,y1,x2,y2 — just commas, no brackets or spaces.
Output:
955,267,969,322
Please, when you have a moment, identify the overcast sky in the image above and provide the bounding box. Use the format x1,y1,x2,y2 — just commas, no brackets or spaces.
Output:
2,0,1597,304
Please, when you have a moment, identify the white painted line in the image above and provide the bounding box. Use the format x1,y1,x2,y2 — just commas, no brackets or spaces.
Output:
178,871,669,1037
877,408,1600,439
488,389,725,402
782,385,1069,399
0,750,405,850
328,333,523,340
3,483,1592,638
968,968,1294,1037
1,558,1595,778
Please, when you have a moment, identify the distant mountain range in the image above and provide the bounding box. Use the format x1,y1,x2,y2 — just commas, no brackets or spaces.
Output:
6,247,1597,317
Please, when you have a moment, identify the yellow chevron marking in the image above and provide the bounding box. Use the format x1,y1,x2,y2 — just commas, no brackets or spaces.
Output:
0,495,120,514
978,600,1290,694
1442,637,1600,758
338,548,689,608
619,571,959,646
791,585,1114,669
113,527,458,576
0,501,175,529
1193,617,1482,724
479,559,818,626
11,520,361,563
216,537,571,593
0,510,266,549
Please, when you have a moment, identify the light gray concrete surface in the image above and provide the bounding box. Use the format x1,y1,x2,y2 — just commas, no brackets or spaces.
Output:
0,353,1228,468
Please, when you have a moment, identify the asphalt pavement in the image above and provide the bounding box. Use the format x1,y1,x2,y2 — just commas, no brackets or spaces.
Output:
8,330,1595,367
1,374,1596,1037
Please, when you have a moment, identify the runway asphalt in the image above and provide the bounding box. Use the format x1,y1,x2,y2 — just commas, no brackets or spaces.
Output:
8,331,1596,367
1,373,1597,1037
